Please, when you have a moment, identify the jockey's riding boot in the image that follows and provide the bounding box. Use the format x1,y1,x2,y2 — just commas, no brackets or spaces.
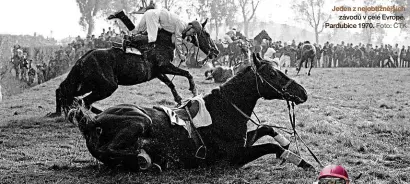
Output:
128,35,149,48
107,10,135,31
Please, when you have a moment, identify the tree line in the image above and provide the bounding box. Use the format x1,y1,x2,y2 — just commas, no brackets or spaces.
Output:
75,0,410,44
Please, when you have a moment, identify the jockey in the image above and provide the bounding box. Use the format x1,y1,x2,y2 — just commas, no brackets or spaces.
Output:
263,47,280,68
231,28,246,41
279,41,292,74
108,2,188,61
224,31,234,44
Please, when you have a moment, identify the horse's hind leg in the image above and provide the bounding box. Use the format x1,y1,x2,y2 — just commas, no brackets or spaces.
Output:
159,64,197,96
296,60,303,76
46,88,63,117
305,59,308,68
308,58,314,76
230,144,314,170
157,74,182,105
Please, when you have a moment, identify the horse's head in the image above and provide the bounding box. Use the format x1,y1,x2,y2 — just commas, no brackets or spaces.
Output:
254,30,272,44
182,19,219,59
251,53,307,104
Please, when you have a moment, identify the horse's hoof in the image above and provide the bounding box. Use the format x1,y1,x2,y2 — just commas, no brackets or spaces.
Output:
151,163,162,173
191,88,198,96
282,144,290,150
175,103,182,108
175,97,183,107
308,73,311,76
46,112,61,118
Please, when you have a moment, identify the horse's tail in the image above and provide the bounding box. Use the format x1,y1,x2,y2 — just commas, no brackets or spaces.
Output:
204,69,214,80
67,98,98,136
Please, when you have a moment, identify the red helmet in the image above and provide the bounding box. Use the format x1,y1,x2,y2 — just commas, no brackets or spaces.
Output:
318,165,349,180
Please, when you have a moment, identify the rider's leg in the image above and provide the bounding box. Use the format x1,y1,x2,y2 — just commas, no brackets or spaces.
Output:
107,10,135,31
122,35,149,52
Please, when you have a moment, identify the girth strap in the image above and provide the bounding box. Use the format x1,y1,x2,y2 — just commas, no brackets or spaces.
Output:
184,106,207,159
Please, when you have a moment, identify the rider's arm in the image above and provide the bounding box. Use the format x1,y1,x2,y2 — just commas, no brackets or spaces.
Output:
174,21,186,59
135,14,147,34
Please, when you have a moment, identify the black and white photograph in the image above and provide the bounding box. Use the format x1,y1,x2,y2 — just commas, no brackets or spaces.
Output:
0,0,409,183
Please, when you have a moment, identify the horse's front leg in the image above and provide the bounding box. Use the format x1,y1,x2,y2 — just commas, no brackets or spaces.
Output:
46,88,63,118
159,64,197,96
245,125,290,149
230,144,314,171
308,57,314,76
157,74,182,106
296,59,303,76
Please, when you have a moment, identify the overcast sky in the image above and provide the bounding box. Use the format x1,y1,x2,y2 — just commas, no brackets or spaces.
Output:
0,0,406,43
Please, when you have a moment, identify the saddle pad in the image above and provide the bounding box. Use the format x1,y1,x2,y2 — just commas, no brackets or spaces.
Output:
126,48,142,55
157,95,212,137
158,106,192,137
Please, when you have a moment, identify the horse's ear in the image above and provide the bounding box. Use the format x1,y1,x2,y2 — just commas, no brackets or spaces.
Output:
202,18,208,28
252,53,262,68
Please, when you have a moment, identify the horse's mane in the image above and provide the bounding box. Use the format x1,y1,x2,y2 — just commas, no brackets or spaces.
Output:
220,60,271,87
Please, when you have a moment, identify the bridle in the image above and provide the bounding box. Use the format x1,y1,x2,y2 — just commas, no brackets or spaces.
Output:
182,23,218,64
251,64,295,101
172,24,212,81
219,63,323,168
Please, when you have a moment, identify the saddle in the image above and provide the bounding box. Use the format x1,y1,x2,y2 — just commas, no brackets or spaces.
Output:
118,34,154,56
172,100,201,121
154,98,210,159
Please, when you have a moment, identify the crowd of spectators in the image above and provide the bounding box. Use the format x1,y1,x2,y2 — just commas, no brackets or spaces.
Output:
9,27,123,86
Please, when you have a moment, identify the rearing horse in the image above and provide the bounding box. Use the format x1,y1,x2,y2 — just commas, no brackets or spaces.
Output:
47,19,219,117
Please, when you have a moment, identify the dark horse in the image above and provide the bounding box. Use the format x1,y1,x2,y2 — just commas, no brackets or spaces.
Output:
213,40,249,67
296,41,316,76
68,53,314,172
213,30,271,67
252,30,272,45
250,30,272,55
48,20,219,117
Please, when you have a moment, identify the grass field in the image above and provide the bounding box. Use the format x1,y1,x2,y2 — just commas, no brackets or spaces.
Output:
0,67,409,184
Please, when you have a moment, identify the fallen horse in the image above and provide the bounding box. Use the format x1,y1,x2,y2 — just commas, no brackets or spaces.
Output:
68,53,314,172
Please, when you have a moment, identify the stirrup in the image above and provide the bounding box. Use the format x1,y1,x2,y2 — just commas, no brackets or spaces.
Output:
195,145,207,159
137,149,152,170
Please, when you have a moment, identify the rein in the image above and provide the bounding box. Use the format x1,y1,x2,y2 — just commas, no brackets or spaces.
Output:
171,42,194,81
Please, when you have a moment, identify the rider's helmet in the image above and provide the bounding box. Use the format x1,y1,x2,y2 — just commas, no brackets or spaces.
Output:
318,165,349,184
